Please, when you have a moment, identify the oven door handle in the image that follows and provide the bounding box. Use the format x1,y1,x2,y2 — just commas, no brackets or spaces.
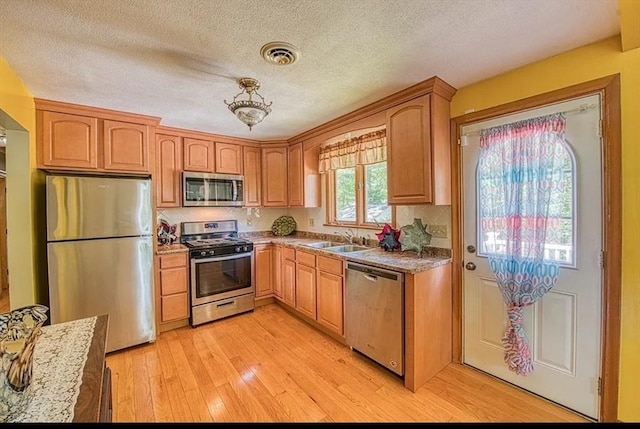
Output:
192,252,253,264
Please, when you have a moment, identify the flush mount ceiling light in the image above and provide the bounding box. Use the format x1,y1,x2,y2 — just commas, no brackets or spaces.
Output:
260,41,300,66
224,77,272,131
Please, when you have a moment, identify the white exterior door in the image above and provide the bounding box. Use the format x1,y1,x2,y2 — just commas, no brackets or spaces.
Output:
462,94,603,419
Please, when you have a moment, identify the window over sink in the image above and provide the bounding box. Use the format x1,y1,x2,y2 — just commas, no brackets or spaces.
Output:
320,129,395,229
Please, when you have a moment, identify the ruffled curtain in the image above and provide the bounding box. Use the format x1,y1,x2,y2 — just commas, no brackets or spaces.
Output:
478,113,567,376
318,129,386,173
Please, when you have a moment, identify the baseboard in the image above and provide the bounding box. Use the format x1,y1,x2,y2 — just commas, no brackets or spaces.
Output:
255,295,275,307
159,318,189,333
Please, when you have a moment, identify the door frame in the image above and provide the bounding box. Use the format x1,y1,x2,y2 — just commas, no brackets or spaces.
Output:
450,74,621,422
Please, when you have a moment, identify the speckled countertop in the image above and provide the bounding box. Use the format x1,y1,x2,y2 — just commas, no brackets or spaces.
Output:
156,243,189,255
156,233,451,273
243,233,451,274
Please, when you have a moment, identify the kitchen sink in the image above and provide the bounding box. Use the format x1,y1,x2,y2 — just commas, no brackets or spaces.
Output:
324,245,373,253
303,241,341,248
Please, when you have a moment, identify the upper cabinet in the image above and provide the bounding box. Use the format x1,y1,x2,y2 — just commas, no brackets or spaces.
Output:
243,146,262,207
103,120,150,172
36,99,159,174
288,142,320,208
215,142,243,175
183,138,215,172
261,146,288,207
39,111,99,170
156,134,182,208
386,85,454,205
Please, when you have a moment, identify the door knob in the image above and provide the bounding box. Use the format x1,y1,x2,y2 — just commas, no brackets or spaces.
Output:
467,245,476,253
465,262,476,271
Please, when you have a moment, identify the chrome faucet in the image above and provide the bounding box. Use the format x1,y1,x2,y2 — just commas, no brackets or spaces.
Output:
335,229,356,244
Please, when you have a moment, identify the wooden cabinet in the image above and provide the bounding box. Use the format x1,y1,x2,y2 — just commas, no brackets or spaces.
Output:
316,270,344,335
288,143,304,206
287,142,321,208
255,244,273,298
386,92,451,205
316,255,344,336
261,146,288,207
273,245,283,300
282,256,296,307
39,111,99,169
243,146,262,207
103,120,150,172
215,142,243,175
157,253,189,323
155,134,182,207
295,263,316,319
36,100,159,174
183,138,215,172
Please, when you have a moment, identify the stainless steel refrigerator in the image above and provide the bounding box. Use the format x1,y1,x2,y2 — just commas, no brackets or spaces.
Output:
46,174,156,353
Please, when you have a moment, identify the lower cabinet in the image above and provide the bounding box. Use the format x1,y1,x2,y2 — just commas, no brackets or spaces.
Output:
254,244,274,298
156,253,189,323
253,245,345,337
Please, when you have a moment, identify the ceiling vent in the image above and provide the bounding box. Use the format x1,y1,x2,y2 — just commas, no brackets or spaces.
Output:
260,42,300,66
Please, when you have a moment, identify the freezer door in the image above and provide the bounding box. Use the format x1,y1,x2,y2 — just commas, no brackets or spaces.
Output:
46,175,152,241
47,236,155,353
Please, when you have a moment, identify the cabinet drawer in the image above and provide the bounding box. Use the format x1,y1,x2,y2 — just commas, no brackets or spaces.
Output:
317,255,343,276
161,293,189,322
160,267,188,295
296,250,316,267
283,247,295,261
159,253,187,269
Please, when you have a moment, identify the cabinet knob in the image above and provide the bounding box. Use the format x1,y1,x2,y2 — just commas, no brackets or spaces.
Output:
465,262,476,271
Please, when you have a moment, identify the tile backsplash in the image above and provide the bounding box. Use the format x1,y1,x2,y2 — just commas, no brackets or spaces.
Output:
159,203,452,249
157,207,289,236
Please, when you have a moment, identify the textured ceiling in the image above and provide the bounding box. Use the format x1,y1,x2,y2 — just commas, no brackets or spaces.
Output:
0,0,620,140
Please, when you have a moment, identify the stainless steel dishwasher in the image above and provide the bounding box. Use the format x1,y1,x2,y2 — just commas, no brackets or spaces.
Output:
345,262,404,376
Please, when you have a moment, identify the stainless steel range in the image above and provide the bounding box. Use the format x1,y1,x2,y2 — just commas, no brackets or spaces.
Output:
181,220,254,326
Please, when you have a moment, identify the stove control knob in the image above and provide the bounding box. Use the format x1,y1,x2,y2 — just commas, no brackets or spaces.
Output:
235,246,241,253
243,246,249,252
199,251,206,257
208,250,215,256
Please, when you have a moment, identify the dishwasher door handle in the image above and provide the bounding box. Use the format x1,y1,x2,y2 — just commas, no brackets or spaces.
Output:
363,273,378,282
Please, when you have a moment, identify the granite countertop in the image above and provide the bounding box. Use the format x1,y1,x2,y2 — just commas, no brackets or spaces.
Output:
244,233,451,274
156,243,189,255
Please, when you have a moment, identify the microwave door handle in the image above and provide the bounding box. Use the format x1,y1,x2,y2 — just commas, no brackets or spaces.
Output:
232,180,237,202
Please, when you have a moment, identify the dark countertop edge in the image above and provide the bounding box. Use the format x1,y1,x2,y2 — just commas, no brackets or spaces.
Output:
73,314,109,423
249,236,451,274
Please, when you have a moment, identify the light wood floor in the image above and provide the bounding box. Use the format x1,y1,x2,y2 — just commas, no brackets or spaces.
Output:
105,303,587,423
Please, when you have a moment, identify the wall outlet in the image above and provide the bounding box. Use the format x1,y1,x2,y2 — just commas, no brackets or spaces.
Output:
309,218,315,227
246,218,252,226
428,224,447,238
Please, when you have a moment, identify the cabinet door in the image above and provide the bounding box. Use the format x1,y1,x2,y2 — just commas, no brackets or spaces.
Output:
261,147,288,207
183,138,215,172
161,293,189,322
288,143,304,207
156,134,182,208
243,146,262,207
282,258,296,307
317,270,344,336
103,120,150,172
386,95,432,204
160,267,188,295
215,142,243,175
273,246,283,300
296,264,316,320
255,245,273,298
40,111,98,169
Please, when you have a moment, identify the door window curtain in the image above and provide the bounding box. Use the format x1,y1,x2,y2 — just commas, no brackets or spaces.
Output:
478,113,567,376
318,129,386,172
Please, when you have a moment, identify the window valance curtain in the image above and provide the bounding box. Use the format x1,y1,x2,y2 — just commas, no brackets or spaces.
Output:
318,129,386,173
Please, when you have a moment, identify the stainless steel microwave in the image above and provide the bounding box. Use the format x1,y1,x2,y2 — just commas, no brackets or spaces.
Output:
182,172,244,207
